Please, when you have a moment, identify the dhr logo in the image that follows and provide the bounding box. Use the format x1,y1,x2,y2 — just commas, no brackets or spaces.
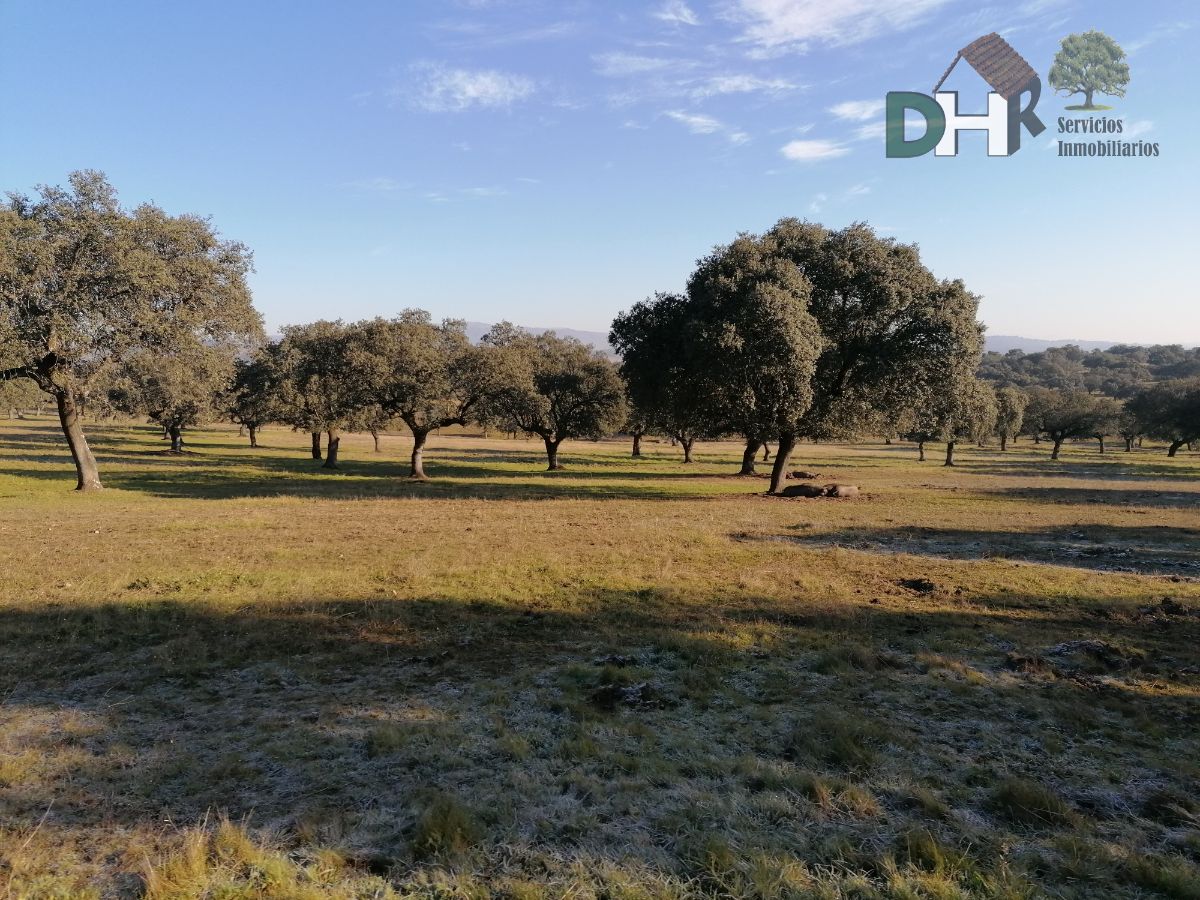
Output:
886,33,1046,158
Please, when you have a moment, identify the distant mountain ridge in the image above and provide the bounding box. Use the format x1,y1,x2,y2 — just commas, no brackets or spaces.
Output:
463,323,1164,357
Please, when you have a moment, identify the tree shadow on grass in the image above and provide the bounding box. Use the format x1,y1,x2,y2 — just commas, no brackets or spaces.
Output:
741,523,1200,576
1,583,1197,892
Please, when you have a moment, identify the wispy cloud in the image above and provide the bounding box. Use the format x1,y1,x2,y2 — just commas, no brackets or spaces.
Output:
1125,20,1193,54
665,110,750,144
654,1,700,26
692,74,799,99
829,99,885,122
665,110,723,134
780,138,849,161
344,177,410,193
430,20,580,48
408,63,535,111
732,0,954,52
593,52,681,77
1123,120,1154,139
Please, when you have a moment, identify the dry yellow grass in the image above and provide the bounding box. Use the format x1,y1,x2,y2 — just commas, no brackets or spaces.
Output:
1,417,1198,898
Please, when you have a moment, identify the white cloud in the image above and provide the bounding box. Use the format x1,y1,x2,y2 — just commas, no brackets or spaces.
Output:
665,111,750,144
410,64,535,111
654,0,700,26
665,110,723,134
594,52,677,77
854,122,885,141
732,0,954,51
345,177,409,192
780,139,849,161
809,192,828,213
845,183,870,197
693,74,799,99
1123,120,1154,139
829,99,885,121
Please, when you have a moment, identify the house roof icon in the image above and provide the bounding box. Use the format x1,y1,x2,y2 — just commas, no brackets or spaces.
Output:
933,33,1039,101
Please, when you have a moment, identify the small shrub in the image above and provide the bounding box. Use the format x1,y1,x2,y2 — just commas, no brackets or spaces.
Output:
990,777,1077,828
411,794,482,862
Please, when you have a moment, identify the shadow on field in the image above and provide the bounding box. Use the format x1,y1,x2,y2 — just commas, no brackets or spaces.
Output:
983,485,1200,509
744,523,1200,576
2,430,763,501
2,582,1197,854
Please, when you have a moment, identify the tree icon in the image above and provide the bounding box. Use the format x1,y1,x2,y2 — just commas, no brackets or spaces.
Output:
1049,30,1130,110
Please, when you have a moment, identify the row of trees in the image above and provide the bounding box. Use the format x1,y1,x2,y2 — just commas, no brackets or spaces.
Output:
895,380,1200,463
3,173,1196,491
226,317,624,476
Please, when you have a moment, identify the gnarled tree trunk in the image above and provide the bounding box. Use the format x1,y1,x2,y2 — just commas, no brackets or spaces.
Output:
323,428,340,469
370,428,381,453
762,442,771,462
1051,437,1065,460
1168,440,1185,458
248,424,258,448
680,437,695,463
311,431,322,460
55,389,102,491
944,440,956,467
631,431,642,458
768,432,796,494
1000,434,1008,451
544,436,564,470
917,441,926,462
410,428,429,479
739,439,760,475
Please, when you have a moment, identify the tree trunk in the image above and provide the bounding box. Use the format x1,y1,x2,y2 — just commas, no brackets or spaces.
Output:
168,425,184,453
410,429,429,479
311,431,323,460
55,389,103,491
1000,434,1008,452
631,432,642,458
248,424,258,448
544,436,564,470
762,442,771,462
370,428,381,453
739,439,760,475
1051,438,1064,460
681,437,695,463
1168,440,1185,458
768,432,797,494
1083,88,1094,109
1097,436,1105,454
323,428,340,469
1124,437,1133,452
918,441,926,462
238,424,245,436
944,440,956,467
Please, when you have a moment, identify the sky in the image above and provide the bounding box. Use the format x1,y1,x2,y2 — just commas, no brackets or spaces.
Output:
2,0,1197,344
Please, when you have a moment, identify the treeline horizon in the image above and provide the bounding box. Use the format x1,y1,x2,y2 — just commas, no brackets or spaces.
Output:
3,171,1198,493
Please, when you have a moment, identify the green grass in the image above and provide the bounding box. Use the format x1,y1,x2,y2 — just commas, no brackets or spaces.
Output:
2,417,1199,897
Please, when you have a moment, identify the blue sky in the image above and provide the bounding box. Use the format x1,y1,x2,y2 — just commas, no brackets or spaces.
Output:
2,0,1197,343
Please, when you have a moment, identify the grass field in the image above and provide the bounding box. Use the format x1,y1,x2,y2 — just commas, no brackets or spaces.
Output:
1,418,1198,899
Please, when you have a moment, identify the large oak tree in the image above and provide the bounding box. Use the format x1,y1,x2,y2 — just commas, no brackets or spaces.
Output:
480,324,625,470
348,311,487,479
0,171,260,489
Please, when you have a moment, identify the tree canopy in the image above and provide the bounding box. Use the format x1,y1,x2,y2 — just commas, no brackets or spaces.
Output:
480,324,625,470
0,171,260,488
1049,30,1130,110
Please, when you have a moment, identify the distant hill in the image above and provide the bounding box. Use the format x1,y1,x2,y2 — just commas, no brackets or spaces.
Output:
984,335,1125,354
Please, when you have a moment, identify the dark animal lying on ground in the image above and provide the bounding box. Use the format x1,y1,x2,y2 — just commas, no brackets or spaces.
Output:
778,483,860,499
